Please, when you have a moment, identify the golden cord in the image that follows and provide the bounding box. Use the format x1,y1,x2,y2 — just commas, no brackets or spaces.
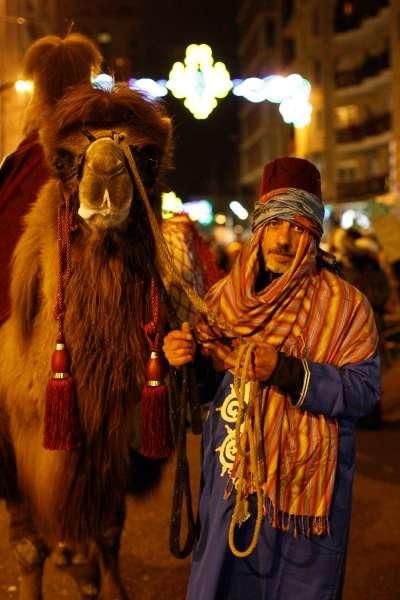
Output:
228,343,266,557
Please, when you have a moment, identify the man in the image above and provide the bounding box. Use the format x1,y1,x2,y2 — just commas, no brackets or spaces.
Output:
163,157,380,600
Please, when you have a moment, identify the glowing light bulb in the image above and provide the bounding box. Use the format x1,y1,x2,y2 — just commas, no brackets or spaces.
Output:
279,98,312,128
128,78,168,98
167,44,232,119
229,201,248,220
215,213,227,225
15,80,33,93
162,191,183,219
91,73,114,92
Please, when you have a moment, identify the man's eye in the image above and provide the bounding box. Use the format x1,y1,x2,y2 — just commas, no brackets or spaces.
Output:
293,224,304,233
269,219,281,227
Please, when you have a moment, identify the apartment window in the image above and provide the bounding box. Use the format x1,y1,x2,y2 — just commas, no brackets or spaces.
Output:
337,166,356,182
314,60,322,83
282,37,296,66
282,0,294,25
335,104,360,128
312,8,320,35
265,19,276,48
343,2,354,17
335,0,360,32
366,153,381,176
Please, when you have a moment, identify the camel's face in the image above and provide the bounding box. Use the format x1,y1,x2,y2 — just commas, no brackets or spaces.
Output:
52,127,162,231
78,135,134,229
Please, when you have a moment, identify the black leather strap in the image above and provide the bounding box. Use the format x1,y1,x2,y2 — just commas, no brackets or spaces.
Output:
169,365,196,559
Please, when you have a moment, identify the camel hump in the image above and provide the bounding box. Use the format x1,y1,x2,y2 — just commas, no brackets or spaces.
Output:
23,33,102,107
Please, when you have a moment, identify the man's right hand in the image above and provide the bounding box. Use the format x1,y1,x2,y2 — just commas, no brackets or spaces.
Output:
163,321,196,367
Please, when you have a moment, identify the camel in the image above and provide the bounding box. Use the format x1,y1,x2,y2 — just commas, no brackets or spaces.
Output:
0,82,189,599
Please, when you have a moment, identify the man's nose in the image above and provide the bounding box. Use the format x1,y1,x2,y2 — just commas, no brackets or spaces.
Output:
277,222,291,246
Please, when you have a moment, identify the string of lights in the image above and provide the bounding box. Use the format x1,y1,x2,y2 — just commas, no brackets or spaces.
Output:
126,44,313,127
12,43,312,128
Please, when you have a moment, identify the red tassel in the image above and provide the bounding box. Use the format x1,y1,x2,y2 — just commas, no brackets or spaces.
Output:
43,343,81,451
140,351,172,459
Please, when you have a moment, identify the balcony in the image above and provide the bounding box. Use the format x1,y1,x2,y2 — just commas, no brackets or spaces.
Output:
336,113,391,144
335,0,389,33
337,175,388,200
335,49,389,88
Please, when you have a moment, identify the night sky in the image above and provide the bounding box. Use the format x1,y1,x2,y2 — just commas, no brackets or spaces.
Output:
135,0,240,202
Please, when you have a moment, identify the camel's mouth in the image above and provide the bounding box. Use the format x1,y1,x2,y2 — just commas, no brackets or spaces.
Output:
78,202,131,229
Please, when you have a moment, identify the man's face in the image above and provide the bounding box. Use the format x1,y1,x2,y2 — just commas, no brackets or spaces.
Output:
261,218,305,274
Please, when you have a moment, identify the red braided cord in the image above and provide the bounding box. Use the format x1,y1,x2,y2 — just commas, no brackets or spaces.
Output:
142,278,161,351
54,186,75,343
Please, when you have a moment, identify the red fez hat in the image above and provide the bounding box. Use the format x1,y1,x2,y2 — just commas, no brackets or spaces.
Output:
259,157,322,203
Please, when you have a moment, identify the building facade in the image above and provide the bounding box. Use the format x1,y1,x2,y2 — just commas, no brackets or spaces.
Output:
62,1,140,81
237,0,399,208
0,0,141,159
0,0,64,158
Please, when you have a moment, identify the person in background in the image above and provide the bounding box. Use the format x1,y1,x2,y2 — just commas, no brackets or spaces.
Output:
163,157,380,600
339,228,392,428
0,33,102,324
340,228,390,330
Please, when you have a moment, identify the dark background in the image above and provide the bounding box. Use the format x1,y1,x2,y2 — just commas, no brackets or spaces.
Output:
113,0,240,202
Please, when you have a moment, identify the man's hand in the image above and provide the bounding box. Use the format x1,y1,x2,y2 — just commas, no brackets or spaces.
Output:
202,340,235,372
163,322,196,367
252,343,278,381
202,340,278,381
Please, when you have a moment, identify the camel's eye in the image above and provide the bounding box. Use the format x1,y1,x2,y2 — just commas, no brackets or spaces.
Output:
129,145,161,189
53,148,76,179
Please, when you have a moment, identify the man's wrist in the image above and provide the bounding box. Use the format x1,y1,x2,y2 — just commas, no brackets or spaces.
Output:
270,353,309,406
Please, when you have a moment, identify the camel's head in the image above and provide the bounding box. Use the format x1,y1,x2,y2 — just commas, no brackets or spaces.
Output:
41,84,172,230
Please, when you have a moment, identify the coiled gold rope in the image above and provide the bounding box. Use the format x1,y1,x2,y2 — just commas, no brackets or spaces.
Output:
228,343,266,557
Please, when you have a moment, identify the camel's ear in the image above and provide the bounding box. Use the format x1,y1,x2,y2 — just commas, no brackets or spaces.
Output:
160,117,173,146
10,226,41,340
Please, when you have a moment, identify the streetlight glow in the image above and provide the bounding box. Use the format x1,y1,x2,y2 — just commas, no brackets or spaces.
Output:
15,80,33,93
229,201,248,220
128,78,168,98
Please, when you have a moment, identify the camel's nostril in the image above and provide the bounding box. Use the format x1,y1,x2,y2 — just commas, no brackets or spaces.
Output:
85,138,126,177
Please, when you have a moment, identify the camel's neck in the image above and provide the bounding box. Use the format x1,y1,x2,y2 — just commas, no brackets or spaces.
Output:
62,227,155,438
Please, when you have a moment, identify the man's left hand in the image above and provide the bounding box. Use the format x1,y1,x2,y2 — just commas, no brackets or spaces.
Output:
251,343,278,382
202,340,278,382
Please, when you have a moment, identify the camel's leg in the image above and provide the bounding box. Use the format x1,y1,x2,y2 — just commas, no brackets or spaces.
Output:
58,526,127,600
97,522,128,600
7,500,48,600
53,541,100,599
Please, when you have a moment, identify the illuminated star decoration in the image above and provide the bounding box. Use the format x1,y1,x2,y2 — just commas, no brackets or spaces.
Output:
166,44,232,119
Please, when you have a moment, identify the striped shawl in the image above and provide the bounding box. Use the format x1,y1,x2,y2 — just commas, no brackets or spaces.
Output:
195,227,378,535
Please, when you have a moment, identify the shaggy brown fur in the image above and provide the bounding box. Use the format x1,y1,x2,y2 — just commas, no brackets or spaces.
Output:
0,85,173,548
23,33,102,135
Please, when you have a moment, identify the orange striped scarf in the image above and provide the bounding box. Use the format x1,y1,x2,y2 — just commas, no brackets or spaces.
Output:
195,227,378,535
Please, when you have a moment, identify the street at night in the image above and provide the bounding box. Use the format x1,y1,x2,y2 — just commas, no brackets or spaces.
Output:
0,358,398,599
1,1,400,599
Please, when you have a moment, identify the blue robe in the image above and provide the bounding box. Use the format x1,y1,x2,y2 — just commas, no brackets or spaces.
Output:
187,355,380,600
